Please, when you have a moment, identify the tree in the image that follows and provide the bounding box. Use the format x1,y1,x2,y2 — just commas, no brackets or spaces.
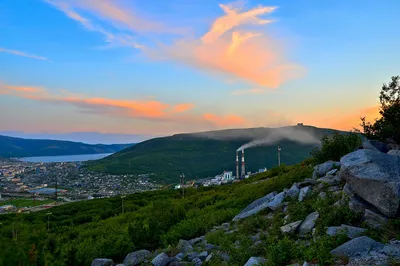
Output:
362,75,400,144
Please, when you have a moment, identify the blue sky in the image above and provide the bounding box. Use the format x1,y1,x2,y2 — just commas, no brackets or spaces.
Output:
1,0,399,140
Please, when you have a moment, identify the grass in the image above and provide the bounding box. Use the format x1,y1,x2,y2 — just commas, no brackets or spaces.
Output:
0,198,54,207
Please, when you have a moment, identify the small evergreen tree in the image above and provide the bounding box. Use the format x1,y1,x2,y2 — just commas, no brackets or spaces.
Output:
362,75,400,144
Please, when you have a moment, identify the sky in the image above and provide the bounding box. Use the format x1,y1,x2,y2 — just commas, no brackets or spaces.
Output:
1,0,400,142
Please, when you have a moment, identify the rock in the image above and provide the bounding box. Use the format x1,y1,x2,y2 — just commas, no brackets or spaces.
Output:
364,209,389,229
192,257,202,266
175,252,185,261
327,169,339,176
317,176,340,186
343,183,354,196
314,161,340,177
328,186,341,192
168,262,189,266
244,256,267,266
388,150,400,156
151,253,170,266
299,179,317,187
198,251,208,261
287,184,300,199
187,252,199,261
340,149,400,217
327,224,366,238
348,196,369,214
219,253,230,262
318,192,327,200
330,236,384,259
298,212,319,236
334,199,346,207
362,139,389,153
283,215,290,224
298,186,312,202
281,220,302,234
204,243,219,252
188,236,205,246
91,258,114,266
124,250,152,266
249,233,261,242
232,192,278,221
267,191,286,210
205,253,213,262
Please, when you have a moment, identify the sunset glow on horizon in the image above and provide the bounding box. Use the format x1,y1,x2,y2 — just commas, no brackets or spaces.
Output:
1,0,399,138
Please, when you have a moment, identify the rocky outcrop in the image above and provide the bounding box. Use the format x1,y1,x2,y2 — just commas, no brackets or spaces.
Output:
123,250,152,266
326,224,366,239
91,258,114,266
364,209,389,229
151,253,170,266
330,236,384,259
314,161,340,177
244,256,267,266
298,212,319,236
340,149,400,217
232,192,277,221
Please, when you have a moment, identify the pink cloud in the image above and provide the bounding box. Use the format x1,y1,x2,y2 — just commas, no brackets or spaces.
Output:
0,47,49,61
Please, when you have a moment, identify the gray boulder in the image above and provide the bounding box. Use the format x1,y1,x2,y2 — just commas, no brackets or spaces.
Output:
327,224,366,238
362,139,389,153
204,243,219,252
232,192,277,221
298,212,319,236
91,258,114,266
326,168,338,176
188,236,205,246
281,220,302,234
267,191,286,210
205,253,213,262
340,149,400,217
343,183,354,196
318,192,327,200
314,161,340,177
330,236,384,259
298,186,312,202
151,253,170,266
388,150,400,157
124,250,152,266
348,196,369,214
187,252,199,261
287,184,300,199
317,176,340,186
198,251,208,261
364,209,389,229
244,256,267,266
192,257,202,266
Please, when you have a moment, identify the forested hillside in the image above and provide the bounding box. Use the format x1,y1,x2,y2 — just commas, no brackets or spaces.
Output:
0,135,133,157
88,125,341,183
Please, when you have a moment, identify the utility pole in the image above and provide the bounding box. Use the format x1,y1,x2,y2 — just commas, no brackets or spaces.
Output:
46,212,52,231
277,146,281,167
180,173,185,198
121,195,126,214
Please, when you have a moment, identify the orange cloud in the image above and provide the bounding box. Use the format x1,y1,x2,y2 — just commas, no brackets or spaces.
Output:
231,88,265,95
203,113,245,127
202,4,276,44
173,103,194,113
0,47,49,61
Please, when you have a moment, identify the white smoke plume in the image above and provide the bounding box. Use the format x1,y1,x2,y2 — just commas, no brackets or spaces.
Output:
237,126,321,151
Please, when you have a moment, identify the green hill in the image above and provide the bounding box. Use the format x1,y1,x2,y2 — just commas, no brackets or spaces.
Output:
0,135,133,158
88,125,343,183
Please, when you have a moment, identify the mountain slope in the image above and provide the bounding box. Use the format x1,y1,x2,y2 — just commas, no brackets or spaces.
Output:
88,125,344,183
0,135,133,157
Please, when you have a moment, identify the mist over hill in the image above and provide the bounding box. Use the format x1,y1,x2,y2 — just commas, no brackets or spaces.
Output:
88,125,344,183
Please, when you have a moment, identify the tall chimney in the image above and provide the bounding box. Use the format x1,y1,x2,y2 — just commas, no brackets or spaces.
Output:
241,148,245,177
236,151,239,179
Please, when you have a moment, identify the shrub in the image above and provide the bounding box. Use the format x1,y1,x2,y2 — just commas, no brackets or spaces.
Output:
311,133,361,163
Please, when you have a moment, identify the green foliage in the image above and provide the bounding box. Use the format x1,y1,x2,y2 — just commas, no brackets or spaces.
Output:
311,133,361,163
0,162,312,266
361,75,400,144
87,126,340,183
0,135,132,157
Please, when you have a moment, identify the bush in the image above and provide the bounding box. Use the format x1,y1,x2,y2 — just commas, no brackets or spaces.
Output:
311,133,361,163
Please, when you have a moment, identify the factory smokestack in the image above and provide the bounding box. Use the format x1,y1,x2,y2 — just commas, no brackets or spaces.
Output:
236,151,239,179
241,149,245,178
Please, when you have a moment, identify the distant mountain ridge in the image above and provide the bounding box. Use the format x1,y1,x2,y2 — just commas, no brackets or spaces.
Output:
88,125,345,183
0,135,134,158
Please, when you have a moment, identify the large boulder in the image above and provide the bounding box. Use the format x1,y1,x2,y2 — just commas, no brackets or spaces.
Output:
91,259,114,266
340,149,400,217
232,192,277,221
298,212,319,236
364,209,389,229
314,161,340,177
330,236,384,259
326,224,366,239
151,253,170,266
124,250,152,266
267,191,286,210
362,138,389,153
244,256,267,266
286,183,300,199
298,186,312,202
